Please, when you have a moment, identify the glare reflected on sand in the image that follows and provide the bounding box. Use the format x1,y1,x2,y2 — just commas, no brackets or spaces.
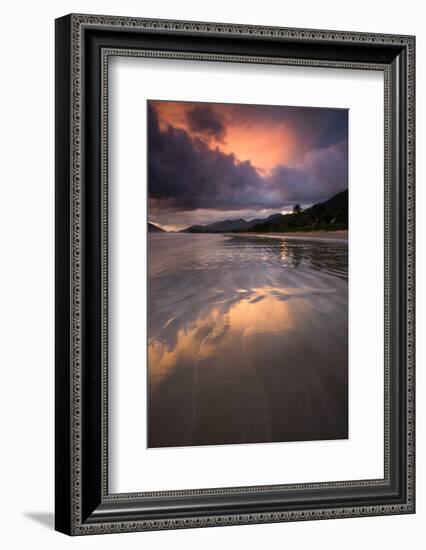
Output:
148,289,299,387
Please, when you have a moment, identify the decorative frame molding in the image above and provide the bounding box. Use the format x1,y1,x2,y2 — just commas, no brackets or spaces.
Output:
55,14,415,535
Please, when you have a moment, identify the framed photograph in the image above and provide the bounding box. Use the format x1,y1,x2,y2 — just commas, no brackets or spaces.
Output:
55,14,415,535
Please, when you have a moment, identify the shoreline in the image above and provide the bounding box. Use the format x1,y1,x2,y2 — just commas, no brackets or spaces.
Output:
226,230,348,242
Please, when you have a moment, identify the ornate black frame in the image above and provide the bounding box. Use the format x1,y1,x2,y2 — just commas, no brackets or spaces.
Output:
55,14,415,535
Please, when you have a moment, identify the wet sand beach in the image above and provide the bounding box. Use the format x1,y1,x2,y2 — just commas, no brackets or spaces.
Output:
230,230,348,242
148,233,348,448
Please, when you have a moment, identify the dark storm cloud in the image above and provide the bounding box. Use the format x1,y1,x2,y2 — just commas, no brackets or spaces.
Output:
148,103,348,217
268,139,348,204
186,105,227,142
148,104,261,211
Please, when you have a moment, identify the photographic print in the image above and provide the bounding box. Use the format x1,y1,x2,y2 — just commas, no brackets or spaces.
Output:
147,99,348,449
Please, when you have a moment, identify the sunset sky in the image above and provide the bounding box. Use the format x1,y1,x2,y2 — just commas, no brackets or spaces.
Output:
148,100,348,231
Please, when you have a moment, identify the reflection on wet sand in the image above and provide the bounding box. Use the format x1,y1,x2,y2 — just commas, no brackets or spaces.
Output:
148,233,348,448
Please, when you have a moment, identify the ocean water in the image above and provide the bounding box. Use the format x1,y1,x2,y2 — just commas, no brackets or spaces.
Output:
147,233,348,448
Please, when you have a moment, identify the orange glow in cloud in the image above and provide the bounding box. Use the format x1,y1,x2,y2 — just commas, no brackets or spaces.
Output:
152,101,298,174
224,123,295,174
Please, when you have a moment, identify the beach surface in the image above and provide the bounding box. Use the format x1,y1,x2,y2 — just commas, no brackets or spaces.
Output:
229,230,348,242
148,232,348,448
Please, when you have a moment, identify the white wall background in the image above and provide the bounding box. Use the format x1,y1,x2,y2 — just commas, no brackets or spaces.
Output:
0,0,422,548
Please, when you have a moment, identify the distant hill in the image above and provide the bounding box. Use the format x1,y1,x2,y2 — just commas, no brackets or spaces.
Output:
250,190,348,232
248,213,284,227
180,190,348,234
148,222,166,232
182,218,251,233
